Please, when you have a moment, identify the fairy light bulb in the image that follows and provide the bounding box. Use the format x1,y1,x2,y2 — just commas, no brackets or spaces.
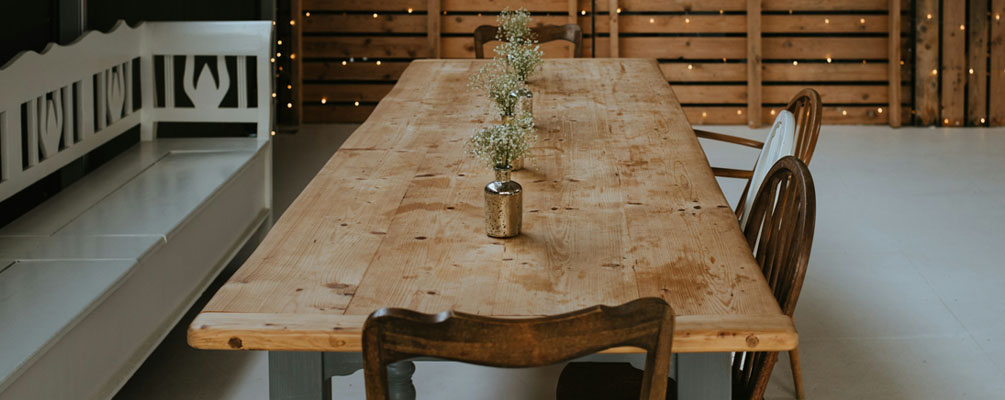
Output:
701,112,707,117
826,57,832,63
877,107,884,114
960,24,966,30
931,69,938,76
969,68,974,74
407,8,413,13
287,84,292,89
341,60,347,66
685,17,691,24
616,8,622,14
649,18,655,23
271,130,276,136
289,20,295,26
290,53,296,60
270,57,275,63
860,18,866,24
354,101,360,107
286,102,292,109
373,13,378,18
824,18,830,24
305,11,310,17
927,13,933,20
581,10,586,16
770,109,776,115
277,40,283,45
276,52,282,57
687,64,693,70
842,110,848,116
980,117,986,124
943,118,950,125
376,60,382,66
736,109,743,115
321,97,327,104
792,60,798,66
271,92,276,98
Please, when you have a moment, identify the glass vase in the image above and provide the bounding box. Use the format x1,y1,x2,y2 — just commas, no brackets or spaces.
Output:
484,165,522,238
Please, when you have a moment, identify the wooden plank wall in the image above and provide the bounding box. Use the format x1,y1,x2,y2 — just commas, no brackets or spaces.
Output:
294,0,994,127
916,0,1003,126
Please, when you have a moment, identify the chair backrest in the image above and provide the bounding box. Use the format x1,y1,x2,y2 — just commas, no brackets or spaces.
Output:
785,88,823,164
732,156,816,400
0,20,272,202
362,298,674,400
738,110,795,228
473,24,583,59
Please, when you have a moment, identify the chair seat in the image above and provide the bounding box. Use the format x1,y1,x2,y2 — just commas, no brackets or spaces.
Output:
556,362,677,400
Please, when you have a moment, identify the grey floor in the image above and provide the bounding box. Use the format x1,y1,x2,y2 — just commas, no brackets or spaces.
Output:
114,124,1005,399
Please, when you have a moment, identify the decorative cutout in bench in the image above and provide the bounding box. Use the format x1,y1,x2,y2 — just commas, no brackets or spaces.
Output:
0,21,272,201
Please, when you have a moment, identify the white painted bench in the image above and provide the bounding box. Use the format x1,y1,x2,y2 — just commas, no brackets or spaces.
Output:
0,21,272,399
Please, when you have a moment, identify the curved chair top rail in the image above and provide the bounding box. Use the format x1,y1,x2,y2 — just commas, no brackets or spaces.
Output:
363,297,674,400
0,20,273,202
473,23,583,59
785,88,823,165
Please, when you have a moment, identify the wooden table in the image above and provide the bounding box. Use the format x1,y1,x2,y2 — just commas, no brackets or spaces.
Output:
189,59,797,399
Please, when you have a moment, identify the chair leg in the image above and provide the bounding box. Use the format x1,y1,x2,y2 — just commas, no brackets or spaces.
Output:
789,347,805,399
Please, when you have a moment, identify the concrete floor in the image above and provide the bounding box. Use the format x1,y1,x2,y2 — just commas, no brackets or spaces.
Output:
114,124,1005,399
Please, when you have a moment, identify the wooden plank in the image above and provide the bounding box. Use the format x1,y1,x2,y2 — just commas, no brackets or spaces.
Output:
673,85,747,103
595,15,745,34
303,36,430,59
748,0,762,127
304,0,426,11
443,0,574,12
991,0,1005,125
193,59,795,353
569,0,578,57
589,37,747,59
684,106,748,124
764,84,889,103
763,37,889,59
303,83,393,102
763,14,888,33
591,0,908,12
968,0,989,126
661,63,747,82
304,104,376,123
763,0,901,11
303,14,426,34
760,105,890,124
941,0,966,126
429,0,441,58
609,0,619,57
763,62,889,81
889,0,901,127
914,0,939,125
303,60,410,81
441,15,581,34
442,36,583,58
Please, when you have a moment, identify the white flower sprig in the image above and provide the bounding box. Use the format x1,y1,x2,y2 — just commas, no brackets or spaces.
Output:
497,8,534,44
494,8,543,82
468,61,524,118
468,113,536,168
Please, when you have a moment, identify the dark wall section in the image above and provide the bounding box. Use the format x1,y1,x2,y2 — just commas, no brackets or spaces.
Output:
87,0,267,32
0,1,57,66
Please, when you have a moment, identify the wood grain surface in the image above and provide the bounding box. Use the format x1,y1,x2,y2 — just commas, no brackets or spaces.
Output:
190,59,796,353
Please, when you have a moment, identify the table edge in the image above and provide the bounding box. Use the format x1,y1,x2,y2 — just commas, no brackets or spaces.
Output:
187,312,797,353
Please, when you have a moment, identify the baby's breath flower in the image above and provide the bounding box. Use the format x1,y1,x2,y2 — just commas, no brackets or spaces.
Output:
469,113,537,168
469,61,524,118
497,8,534,44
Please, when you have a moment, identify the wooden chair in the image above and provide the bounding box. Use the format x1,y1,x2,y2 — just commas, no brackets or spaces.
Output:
733,156,816,400
473,24,583,59
738,110,795,228
557,157,816,400
696,89,822,227
362,298,675,400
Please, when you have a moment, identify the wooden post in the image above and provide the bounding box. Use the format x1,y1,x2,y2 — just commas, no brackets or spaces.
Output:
969,0,990,126
889,0,902,127
428,0,441,58
915,0,940,125
292,0,303,126
991,0,1005,125
609,0,619,57
747,0,762,128
941,0,966,126
569,0,578,57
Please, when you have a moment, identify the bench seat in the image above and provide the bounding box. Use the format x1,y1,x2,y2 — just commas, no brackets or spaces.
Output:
0,137,270,400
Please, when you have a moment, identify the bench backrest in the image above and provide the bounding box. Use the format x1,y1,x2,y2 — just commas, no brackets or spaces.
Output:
0,21,272,201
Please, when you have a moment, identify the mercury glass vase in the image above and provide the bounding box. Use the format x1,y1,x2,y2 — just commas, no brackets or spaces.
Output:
518,88,533,117
484,165,522,238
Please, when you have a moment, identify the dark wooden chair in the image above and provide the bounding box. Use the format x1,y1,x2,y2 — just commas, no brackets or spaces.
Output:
732,156,816,400
558,157,816,400
473,24,583,59
696,89,822,224
362,298,674,400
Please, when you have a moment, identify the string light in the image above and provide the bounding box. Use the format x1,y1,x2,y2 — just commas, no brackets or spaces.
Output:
701,111,708,117
271,130,276,136
860,18,866,24
305,11,311,17
277,40,283,45
826,57,832,63
722,57,727,63
960,24,965,30
997,14,1001,21
271,92,277,98
442,10,446,15
272,21,276,26
792,60,798,66
354,101,360,107
270,57,275,63
824,18,830,24
927,13,933,20
685,17,691,24
900,60,905,65
842,110,848,116
719,10,724,14
321,97,327,104
342,60,348,66
969,68,974,74
931,69,938,76
289,19,295,26
287,84,292,89
877,107,884,114
943,118,950,125
687,64,693,70
581,10,587,16
616,8,622,14
980,117,986,124
376,60,382,66
286,103,293,109
278,66,283,71
407,8,413,14
276,52,282,57
373,13,379,18
770,109,776,115
649,17,655,23
290,53,296,60
736,109,743,115
862,60,867,64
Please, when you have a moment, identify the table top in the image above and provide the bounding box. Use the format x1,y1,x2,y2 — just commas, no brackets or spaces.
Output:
189,59,797,353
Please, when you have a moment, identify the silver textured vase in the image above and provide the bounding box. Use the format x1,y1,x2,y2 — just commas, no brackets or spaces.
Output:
518,88,533,117
484,165,522,238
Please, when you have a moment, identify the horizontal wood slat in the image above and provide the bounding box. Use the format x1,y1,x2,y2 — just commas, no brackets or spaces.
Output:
304,0,426,11
303,104,376,122
304,36,430,58
304,83,394,102
303,61,411,81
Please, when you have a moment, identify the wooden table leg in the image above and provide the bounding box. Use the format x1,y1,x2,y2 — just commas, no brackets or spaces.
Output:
268,351,364,400
677,353,732,400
